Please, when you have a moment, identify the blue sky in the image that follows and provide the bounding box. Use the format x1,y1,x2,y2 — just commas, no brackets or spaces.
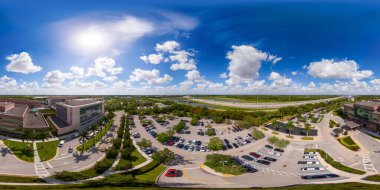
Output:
1,0,380,95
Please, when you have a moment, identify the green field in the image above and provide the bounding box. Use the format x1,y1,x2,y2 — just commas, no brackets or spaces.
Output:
193,95,337,103
2,140,34,162
37,140,59,161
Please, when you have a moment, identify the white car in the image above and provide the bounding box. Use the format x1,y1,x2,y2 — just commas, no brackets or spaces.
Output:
58,140,65,147
269,151,282,156
303,155,317,159
200,146,206,152
301,167,324,171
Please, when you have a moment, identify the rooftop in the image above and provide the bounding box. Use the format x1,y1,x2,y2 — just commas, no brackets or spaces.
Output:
24,112,49,129
58,98,102,107
0,104,28,117
354,101,380,111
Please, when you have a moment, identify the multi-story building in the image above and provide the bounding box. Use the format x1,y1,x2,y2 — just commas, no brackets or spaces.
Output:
344,101,380,134
47,96,76,107
0,102,48,136
51,99,104,135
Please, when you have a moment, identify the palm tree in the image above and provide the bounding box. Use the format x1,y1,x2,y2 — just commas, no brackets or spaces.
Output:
285,121,295,136
79,130,88,151
22,129,32,149
272,121,281,131
304,122,312,136
39,131,49,149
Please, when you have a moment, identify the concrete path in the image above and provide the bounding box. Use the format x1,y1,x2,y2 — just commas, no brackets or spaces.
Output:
33,142,50,178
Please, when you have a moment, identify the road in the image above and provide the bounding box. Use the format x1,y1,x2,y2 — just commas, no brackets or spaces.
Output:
190,96,343,109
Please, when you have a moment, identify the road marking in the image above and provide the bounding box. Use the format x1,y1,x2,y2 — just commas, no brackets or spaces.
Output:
54,154,73,160
349,162,359,167
183,167,200,170
46,162,53,169
362,155,378,173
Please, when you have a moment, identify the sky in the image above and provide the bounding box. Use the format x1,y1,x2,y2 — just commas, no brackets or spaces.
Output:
1,0,380,95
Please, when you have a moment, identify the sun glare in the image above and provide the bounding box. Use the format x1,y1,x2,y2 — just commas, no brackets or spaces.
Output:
72,28,109,54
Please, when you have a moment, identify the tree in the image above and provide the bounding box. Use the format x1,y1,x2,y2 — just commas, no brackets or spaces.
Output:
268,136,279,145
208,137,223,151
304,122,312,136
156,131,173,143
79,130,88,151
285,121,295,136
152,148,175,164
205,128,214,136
39,131,49,148
272,121,281,131
173,121,186,133
22,129,33,149
190,117,199,126
137,138,152,149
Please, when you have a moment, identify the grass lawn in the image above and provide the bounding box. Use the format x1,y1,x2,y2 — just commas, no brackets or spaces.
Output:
131,149,147,167
364,174,380,182
0,175,46,183
338,136,360,151
37,140,59,161
204,154,245,175
2,140,34,162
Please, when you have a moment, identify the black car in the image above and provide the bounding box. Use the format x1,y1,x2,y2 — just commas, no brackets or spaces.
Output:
222,145,227,151
176,143,184,149
243,165,258,173
242,155,254,161
265,145,273,149
274,148,284,153
185,131,191,134
301,174,339,180
223,139,230,144
263,157,277,162
195,141,202,146
226,143,233,149
195,146,201,151
232,143,239,148
257,160,271,165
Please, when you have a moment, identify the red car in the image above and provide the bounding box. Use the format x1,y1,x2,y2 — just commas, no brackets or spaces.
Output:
249,152,261,158
166,140,175,146
165,169,178,177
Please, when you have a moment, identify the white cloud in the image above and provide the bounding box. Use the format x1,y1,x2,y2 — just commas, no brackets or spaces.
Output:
87,57,123,81
185,70,203,81
219,72,227,79
129,69,173,84
42,70,72,88
370,79,380,85
170,62,197,71
155,41,180,53
5,52,42,74
140,53,163,64
225,45,280,85
0,75,17,89
291,71,298,76
70,66,85,78
19,81,38,91
307,59,373,80
268,72,292,89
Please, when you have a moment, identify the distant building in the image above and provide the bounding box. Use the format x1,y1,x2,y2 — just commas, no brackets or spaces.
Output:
47,96,76,107
343,101,380,134
51,98,104,135
0,98,43,108
0,102,48,136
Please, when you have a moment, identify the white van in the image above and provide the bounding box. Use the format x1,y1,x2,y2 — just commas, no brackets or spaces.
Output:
58,140,65,147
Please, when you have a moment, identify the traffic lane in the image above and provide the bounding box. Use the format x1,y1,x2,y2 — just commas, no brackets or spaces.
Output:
0,143,36,176
354,132,380,171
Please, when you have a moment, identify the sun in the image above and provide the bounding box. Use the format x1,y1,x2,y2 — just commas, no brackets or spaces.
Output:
71,27,110,54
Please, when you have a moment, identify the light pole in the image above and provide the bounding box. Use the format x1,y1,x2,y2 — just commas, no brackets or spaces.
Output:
221,160,228,169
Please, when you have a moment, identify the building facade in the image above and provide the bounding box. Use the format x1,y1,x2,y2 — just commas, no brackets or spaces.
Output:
53,99,104,135
344,101,380,134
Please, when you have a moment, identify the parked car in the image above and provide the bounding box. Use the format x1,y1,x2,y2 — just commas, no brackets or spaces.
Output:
242,155,254,161
176,143,184,149
68,146,73,153
223,139,230,144
249,152,261,159
232,143,239,148
301,174,339,180
257,159,271,165
263,157,277,162
274,148,284,153
243,165,258,173
226,143,233,149
265,145,273,149
200,146,206,152
165,169,178,177
166,140,175,146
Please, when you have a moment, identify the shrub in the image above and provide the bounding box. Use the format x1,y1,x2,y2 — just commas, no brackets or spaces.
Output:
95,159,113,173
302,137,314,140
190,117,199,126
252,129,265,139
204,154,245,175
272,131,279,135
208,137,223,150
156,131,173,143
343,130,348,135
205,128,214,136
338,136,360,151
173,121,186,133
112,138,122,150
152,148,174,164
106,148,119,159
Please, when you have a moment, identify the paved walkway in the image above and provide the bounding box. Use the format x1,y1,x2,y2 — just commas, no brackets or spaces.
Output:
33,142,49,178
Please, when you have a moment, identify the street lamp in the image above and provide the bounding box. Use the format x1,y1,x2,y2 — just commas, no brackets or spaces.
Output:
221,160,228,169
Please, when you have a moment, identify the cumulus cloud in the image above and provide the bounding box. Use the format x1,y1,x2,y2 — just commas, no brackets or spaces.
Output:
69,79,107,89
0,75,17,89
42,70,72,88
70,66,85,78
140,53,163,64
219,72,228,79
129,69,173,84
19,81,39,91
307,59,373,80
291,71,298,76
87,57,123,81
268,72,292,89
225,45,281,85
155,41,180,53
5,52,42,74
370,79,380,85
